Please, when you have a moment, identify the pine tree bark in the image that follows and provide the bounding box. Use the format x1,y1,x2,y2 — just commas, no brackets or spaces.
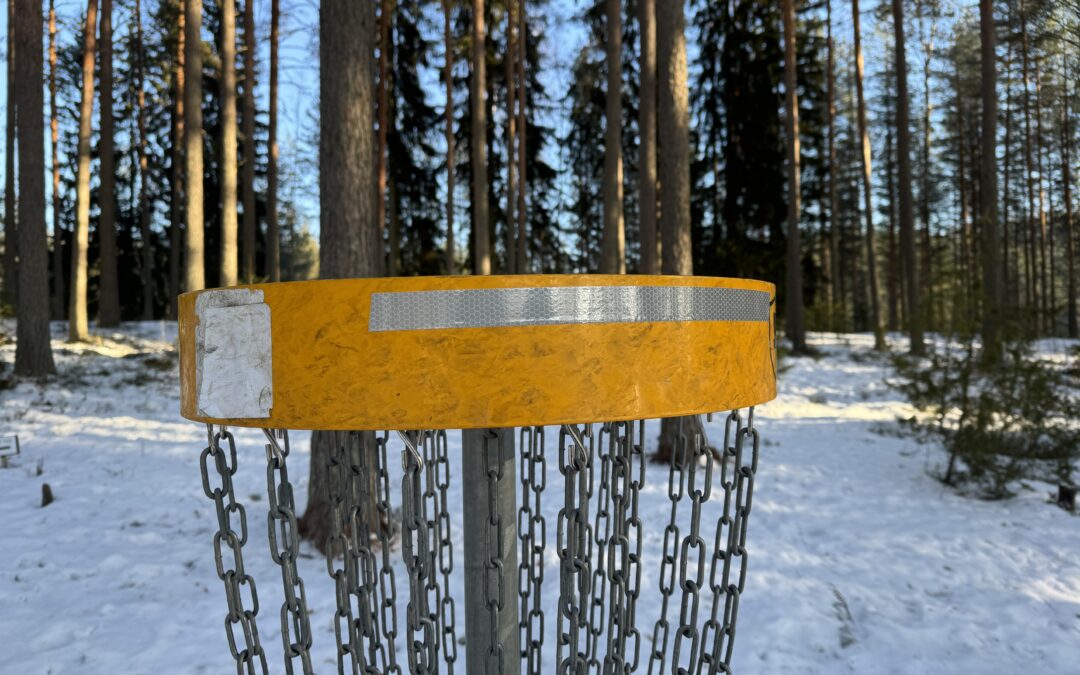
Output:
184,0,205,292
443,0,455,275
1020,0,1037,330
918,15,934,333
168,0,185,318
852,0,884,350
97,0,120,327
471,0,491,275
886,120,900,331
13,0,56,375
301,0,382,552
600,0,625,274
3,0,16,308
515,0,527,274
219,0,238,287
1062,68,1075,339
892,0,922,354
505,0,517,273
241,0,257,283
49,0,64,321
781,0,806,353
1034,54,1048,334
980,0,1002,356
638,0,658,274
136,0,152,319
825,0,837,326
69,0,97,342
657,0,690,277
266,0,280,282
377,0,392,275
655,0,701,461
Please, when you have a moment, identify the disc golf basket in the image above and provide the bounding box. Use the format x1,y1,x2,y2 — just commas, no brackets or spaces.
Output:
179,275,776,675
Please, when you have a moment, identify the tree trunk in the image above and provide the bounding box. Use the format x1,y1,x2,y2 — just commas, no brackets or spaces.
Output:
655,0,699,461
136,0,152,319
954,65,972,323
97,0,119,327
885,119,900,332
443,0,455,274
49,0,64,321
302,0,382,553
892,0,922,354
980,0,1002,358
918,18,934,333
241,0,257,283
184,0,205,292
69,0,97,342
168,0,185,318
1020,0,1037,332
3,0,16,309
266,0,280,282
1063,66,1076,339
515,0,527,273
657,0,690,277
638,0,657,274
471,0,490,274
1002,36,1012,310
1034,53,1048,334
377,0,393,275
13,0,56,375
852,0,884,350
600,0,625,274
504,0,517,273
825,0,837,327
781,0,806,353
219,0,238,287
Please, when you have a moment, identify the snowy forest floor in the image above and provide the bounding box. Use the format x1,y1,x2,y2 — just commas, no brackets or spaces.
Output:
1,323,1078,674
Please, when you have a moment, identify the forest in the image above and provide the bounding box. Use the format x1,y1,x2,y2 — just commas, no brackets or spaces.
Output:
0,0,1074,376
2,2,1080,673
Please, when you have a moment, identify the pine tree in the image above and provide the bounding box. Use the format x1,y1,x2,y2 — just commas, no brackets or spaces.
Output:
70,0,98,342
13,0,57,375
219,0,239,287
97,0,120,326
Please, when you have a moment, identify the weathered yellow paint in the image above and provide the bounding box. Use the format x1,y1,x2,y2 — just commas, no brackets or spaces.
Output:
179,275,776,430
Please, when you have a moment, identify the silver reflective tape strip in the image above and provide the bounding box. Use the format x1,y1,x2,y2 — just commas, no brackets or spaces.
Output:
369,285,770,332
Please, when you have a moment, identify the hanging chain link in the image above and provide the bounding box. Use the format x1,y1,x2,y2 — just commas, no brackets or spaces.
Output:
346,431,387,674
518,426,546,675
324,432,365,674
374,432,403,675
262,429,314,675
482,430,507,675
434,430,459,672
401,431,438,675
587,424,613,672
602,420,645,675
702,408,759,674
673,425,714,675
557,424,593,675
647,417,686,675
200,424,269,675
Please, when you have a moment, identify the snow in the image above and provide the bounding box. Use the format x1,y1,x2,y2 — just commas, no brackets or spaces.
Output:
1,324,1078,674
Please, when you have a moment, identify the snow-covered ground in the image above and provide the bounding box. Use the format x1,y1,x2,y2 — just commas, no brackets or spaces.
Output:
1,324,1078,674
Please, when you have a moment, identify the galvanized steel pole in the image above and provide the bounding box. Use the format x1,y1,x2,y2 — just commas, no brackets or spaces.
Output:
461,427,520,674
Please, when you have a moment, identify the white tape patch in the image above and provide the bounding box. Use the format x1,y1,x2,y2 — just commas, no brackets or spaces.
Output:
195,289,272,419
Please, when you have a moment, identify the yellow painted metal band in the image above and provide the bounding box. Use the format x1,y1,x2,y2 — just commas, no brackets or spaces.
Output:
179,275,776,430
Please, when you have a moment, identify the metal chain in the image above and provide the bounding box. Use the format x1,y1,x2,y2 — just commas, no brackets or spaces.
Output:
703,409,759,674
602,420,644,675
557,424,593,675
346,431,386,674
647,418,686,675
374,432,403,675
673,424,713,675
200,424,269,675
482,430,506,675
588,424,614,672
401,431,437,675
518,426,546,675
434,430,459,672
325,432,364,674
262,429,314,674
